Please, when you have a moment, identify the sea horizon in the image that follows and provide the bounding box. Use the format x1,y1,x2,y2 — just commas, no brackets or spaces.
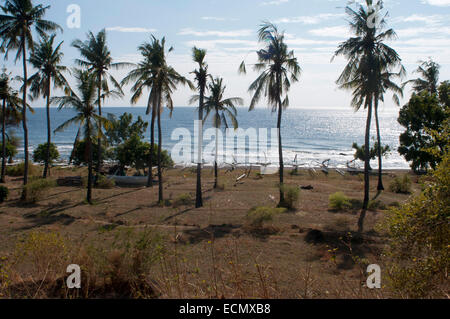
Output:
10,106,410,170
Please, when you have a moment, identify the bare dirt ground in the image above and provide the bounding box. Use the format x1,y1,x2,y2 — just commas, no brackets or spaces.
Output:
0,166,420,298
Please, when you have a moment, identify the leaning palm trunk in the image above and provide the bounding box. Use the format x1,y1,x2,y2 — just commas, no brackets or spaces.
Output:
214,112,219,189
374,99,384,191
43,80,51,178
87,128,93,204
157,100,163,203
96,73,102,174
358,97,373,233
69,128,81,164
21,39,29,200
147,104,156,188
195,88,204,208
277,95,285,206
1,99,6,183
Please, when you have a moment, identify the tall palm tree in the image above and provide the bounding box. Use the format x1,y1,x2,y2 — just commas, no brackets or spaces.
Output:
53,70,109,204
373,68,404,191
191,47,209,208
0,69,22,183
121,36,164,188
0,0,61,198
333,0,401,232
72,29,127,173
239,22,301,207
404,59,440,94
122,36,191,202
195,77,242,189
28,33,71,178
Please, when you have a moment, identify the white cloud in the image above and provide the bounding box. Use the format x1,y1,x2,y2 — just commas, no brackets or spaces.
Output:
275,13,344,25
178,28,253,37
308,26,349,38
106,26,156,33
421,0,450,6
261,0,289,6
201,16,237,21
395,26,450,37
393,14,448,26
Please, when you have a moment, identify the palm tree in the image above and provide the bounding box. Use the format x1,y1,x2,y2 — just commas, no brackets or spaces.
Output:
0,0,61,198
53,70,109,204
195,77,242,189
72,29,127,173
191,47,209,208
239,22,301,207
0,69,22,183
333,0,402,232
28,33,71,178
122,36,191,203
373,68,404,191
404,59,440,94
121,36,164,188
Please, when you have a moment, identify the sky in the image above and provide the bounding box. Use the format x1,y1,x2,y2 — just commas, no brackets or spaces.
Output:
2,0,450,111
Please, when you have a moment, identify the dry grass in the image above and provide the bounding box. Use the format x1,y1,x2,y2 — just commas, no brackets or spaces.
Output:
0,166,421,299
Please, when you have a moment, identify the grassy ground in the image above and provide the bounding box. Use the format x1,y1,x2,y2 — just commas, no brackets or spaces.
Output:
0,165,420,299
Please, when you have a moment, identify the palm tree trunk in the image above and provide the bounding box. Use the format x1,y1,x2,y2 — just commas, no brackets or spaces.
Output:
96,73,102,174
277,97,285,206
87,125,93,204
214,114,219,189
157,99,163,203
195,86,204,208
69,127,81,164
147,101,156,188
21,38,29,201
1,99,6,183
358,97,373,233
43,79,51,178
374,100,384,191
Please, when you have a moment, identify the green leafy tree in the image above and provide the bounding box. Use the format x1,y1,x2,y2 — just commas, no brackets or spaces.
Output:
352,141,391,170
104,112,148,146
0,69,22,183
53,69,110,204
72,29,127,173
239,22,301,208
28,33,70,178
398,83,448,173
333,0,402,232
0,0,61,198
115,135,173,176
384,126,449,298
32,142,59,165
197,77,242,188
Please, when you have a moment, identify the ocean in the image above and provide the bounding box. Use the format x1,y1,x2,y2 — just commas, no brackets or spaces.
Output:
11,106,410,170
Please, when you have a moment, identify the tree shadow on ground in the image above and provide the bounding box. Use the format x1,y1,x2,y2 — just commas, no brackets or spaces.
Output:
303,229,382,270
181,224,241,245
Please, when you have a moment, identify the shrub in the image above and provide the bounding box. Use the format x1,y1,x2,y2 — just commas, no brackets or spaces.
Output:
368,200,387,211
173,193,193,208
32,143,60,165
384,153,449,298
389,175,412,194
279,185,300,210
0,186,8,203
7,162,40,177
96,175,115,189
246,206,286,229
22,179,56,204
329,192,351,211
